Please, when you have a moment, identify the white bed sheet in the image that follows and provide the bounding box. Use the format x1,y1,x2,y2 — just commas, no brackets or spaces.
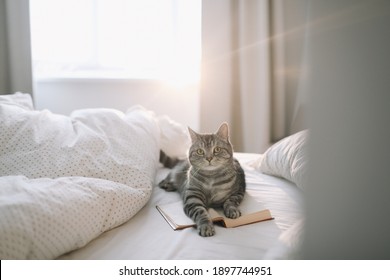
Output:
59,153,303,260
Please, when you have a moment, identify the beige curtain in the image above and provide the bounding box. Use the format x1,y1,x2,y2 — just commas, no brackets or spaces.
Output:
200,0,309,153
0,0,33,95
200,0,270,153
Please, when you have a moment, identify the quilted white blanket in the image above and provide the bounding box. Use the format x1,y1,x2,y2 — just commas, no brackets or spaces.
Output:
0,93,160,259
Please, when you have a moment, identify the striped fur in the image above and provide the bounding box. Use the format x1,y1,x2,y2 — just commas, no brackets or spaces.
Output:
159,123,246,237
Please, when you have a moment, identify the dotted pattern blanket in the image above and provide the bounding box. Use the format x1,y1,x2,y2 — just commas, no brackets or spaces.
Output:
0,93,160,259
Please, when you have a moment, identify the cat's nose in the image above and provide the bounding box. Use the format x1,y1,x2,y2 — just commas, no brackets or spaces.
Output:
206,157,213,162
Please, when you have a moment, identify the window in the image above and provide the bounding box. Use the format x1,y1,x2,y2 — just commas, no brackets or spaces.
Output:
30,0,201,86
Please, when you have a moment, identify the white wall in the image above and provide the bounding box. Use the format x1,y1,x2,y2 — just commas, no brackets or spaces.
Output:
34,78,200,130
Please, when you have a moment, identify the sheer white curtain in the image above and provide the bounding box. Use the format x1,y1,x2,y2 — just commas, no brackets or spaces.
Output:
200,0,310,153
0,0,33,95
29,0,201,83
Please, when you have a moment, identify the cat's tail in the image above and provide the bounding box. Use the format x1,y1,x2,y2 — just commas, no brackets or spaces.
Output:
159,150,181,168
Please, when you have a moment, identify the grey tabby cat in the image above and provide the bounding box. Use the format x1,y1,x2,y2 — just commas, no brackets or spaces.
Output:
159,123,246,237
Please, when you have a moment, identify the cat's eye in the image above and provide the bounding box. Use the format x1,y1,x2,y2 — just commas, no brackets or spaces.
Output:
196,149,204,155
214,147,221,153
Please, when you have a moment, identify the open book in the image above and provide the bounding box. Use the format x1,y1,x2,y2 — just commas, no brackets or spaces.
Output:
156,194,273,230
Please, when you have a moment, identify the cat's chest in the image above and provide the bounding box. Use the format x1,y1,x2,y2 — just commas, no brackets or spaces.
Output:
204,179,235,204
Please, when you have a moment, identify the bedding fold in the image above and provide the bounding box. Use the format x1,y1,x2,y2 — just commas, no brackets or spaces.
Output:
0,94,160,259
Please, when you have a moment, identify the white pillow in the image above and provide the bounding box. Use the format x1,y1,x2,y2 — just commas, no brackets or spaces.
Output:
156,115,190,159
258,130,308,190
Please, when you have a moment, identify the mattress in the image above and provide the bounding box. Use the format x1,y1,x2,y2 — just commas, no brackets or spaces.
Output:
59,153,303,260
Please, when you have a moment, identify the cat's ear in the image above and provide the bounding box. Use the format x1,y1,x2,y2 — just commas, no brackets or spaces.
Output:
216,122,230,142
188,127,199,143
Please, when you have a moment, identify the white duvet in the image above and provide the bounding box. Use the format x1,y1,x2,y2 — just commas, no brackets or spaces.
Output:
0,93,160,259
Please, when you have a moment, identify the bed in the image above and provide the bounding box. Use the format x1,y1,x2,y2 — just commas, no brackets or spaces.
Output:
0,93,306,260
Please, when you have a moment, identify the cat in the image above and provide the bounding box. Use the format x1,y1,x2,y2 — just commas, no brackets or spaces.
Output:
159,122,246,237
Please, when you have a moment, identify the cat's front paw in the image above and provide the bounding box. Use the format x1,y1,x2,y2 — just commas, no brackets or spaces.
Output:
197,223,215,237
224,206,241,219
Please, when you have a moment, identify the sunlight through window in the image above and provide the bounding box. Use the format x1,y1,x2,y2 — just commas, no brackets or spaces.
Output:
30,0,201,86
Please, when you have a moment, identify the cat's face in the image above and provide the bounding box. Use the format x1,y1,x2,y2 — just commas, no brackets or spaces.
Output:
188,123,233,170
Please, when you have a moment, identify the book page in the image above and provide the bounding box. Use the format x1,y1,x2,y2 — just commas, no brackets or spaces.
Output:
209,193,267,216
156,193,272,230
210,195,272,228
220,209,272,228
156,201,194,229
